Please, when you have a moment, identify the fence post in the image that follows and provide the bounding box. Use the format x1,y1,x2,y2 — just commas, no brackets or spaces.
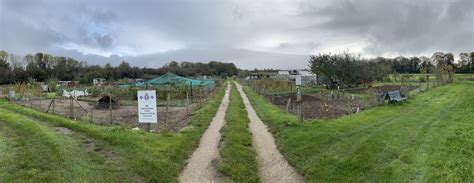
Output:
286,97,291,113
186,91,189,116
165,91,170,129
200,88,203,107
30,93,33,108
145,83,151,132
190,81,193,103
70,96,74,119
109,95,113,125
296,85,303,122
426,75,429,90
90,107,93,123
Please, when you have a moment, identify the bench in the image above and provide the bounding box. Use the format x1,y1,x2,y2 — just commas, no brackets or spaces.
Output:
386,91,406,103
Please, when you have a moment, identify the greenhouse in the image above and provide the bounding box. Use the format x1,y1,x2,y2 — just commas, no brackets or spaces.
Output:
120,72,215,89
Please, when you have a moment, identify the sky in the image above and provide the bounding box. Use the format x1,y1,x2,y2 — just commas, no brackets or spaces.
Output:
0,0,473,69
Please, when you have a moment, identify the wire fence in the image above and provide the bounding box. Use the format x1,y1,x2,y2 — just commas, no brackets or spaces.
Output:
6,84,222,132
243,74,474,120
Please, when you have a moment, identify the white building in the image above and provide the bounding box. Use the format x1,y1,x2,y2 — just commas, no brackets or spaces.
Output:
274,69,317,85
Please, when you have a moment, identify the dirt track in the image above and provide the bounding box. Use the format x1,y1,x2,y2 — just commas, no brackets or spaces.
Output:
179,83,231,182
236,83,304,183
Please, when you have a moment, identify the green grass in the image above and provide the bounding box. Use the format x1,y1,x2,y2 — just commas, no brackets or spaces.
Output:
217,82,260,182
244,81,474,182
0,108,136,182
0,85,226,182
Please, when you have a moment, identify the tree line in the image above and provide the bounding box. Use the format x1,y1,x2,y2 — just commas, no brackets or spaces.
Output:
309,52,474,87
0,51,238,85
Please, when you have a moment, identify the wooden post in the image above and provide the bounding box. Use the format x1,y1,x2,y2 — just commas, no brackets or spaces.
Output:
109,95,112,125
73,97,88,114
200,88,203,107
145,83,151,132
46,98,54,113
69,96,73,119
30,95,33,108
190,81,193,103
296,85,303,122
52,98,55,114
90,107,93,123
286,97,291,113
72,89,75,119
165,91,170,127
186,91,189,116
426,75,429,90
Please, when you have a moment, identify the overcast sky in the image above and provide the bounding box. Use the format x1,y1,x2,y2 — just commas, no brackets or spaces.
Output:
0,0,473,69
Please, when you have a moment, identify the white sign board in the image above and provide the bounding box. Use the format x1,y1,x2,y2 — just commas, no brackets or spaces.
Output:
8,91,15,99
295,75,302,86
137,90,158,123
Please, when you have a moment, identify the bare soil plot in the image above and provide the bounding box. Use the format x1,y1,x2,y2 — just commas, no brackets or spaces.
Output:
267,84,418,119
267,94,364,119
14,98,200,132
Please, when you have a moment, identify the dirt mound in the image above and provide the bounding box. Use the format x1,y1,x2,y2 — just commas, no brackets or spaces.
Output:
95,96,119,109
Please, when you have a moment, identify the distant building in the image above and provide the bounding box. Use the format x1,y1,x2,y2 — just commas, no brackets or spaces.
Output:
274,70,290,80
57,81,76,88
274,69,317,85
93,78,106,85
299,70,317,85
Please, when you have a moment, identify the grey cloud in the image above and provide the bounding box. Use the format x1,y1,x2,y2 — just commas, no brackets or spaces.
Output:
91,9,117,24
92,33,113,49
0,12,67,54
0,0,473,69
49,46,309,70
125,47,309,70
309,0,474,55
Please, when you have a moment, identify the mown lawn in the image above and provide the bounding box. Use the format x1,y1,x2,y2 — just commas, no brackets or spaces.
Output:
0,85,226,182
218,82,260,182
244,81,474,182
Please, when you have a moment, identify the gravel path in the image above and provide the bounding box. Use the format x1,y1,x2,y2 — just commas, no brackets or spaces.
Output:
179,83,231,183
236,83,304,183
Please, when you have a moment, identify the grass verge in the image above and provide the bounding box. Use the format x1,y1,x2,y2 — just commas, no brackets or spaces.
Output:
0,85,226,182
217,82,260,182
243,81,473,182
0,108,136,182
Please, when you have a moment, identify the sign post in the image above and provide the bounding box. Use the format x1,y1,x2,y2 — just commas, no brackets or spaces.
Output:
138,90,158,132
295,75,303,122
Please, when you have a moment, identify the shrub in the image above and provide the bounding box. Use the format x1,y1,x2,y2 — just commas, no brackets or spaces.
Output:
419,76,427,83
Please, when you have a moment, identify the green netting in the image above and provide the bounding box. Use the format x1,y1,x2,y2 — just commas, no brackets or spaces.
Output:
131,72,214,88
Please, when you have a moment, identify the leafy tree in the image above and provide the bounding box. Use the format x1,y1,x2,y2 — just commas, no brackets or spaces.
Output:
0,51,14,84
432,52,455,83
459,52,474,73
309,52,389,87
